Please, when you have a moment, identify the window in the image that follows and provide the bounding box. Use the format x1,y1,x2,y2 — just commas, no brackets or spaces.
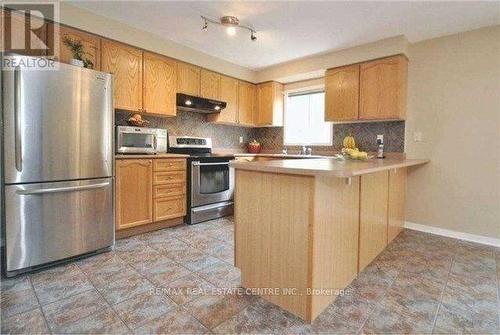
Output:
283,89,332,146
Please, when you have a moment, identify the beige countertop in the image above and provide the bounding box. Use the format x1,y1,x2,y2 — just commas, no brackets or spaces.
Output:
230,157,429,178
234,153,326,159
115,153,189,159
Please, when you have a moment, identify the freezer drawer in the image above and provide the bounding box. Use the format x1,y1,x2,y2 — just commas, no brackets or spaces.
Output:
3,55,113,184
5,178,114,273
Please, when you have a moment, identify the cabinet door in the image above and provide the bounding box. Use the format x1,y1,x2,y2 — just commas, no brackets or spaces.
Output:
55,25,101,70
256,82,284,126
143,52,176,116
359,171,389,271
207,75,238,124
388,168,406,243
200,69,220,100
359,55,407,120
325,65,359,121
101,40,143,111
115,159,153,230
2,10,48,56
177,62,200,96
153,195,186,222
238,81,256,126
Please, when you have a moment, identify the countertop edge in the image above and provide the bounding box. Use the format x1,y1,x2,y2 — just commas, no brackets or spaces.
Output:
115,153,190,159
230,159,430,177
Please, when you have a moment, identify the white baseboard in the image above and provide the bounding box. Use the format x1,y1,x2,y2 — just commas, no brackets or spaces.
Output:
404,221,500,248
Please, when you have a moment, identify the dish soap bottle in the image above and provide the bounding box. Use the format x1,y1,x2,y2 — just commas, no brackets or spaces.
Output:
376,134,385,159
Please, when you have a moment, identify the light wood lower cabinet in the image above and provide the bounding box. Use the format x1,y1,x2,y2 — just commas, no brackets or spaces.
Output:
359,171,389,272
153,195,186,222
388,168,407,243
115,159,153,230
116,158,186,232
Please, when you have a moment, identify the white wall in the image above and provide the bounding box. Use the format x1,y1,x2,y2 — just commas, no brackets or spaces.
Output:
405,25,500,239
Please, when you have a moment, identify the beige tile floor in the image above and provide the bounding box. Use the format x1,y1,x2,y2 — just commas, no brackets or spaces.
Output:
1,216,499,334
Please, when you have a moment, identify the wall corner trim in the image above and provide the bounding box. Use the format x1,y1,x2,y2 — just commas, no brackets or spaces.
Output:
404,221,500,248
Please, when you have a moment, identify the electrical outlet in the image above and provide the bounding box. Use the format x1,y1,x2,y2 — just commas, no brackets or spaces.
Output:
377,134,384,142
413,132,423,142
239,136,244,144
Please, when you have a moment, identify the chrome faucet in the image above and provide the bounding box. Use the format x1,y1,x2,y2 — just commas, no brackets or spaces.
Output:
282,147,288,155
299,146,312,155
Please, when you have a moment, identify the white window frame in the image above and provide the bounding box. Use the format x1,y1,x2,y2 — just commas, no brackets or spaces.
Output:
283,85,332,146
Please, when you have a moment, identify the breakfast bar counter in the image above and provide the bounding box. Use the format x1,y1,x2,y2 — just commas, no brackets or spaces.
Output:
231,157,428,322
230,157,429,178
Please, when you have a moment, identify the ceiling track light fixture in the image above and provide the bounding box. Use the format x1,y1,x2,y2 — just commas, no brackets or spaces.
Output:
201,15,257,41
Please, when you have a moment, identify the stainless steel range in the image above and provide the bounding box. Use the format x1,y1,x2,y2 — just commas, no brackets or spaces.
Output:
168,136,234,224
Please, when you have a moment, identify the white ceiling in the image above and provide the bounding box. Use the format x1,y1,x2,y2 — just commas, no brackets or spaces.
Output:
72,1,500,70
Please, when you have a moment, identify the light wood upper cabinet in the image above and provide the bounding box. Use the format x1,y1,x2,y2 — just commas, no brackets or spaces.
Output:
177,62,200,96
359,55,408,120
143,52,176,116
54,25,101,70
238,81,257,126
325,64,359,121
101,40,143,111
388,168,407,243
200,69,221,100
115,159,153,230
255,82,284,126
359,171,389,271
207,75,239,124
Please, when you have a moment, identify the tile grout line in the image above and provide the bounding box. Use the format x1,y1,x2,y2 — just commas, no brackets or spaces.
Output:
429,257,454,334
75,261,135,334
120,230,240,332
354,263,402,335
27,275,52,334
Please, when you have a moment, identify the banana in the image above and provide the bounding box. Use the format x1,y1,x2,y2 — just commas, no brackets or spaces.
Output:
342,134,356,149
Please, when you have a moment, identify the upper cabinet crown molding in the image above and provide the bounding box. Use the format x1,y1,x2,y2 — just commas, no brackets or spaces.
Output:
325,55,407,122
101,39,143,112
177,62,201,96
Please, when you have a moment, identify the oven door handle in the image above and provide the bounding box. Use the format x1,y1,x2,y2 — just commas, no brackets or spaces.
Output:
192,162,230,166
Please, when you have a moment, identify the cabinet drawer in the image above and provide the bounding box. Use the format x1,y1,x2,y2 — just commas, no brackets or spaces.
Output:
153,183,185,198
153,171,186,185
153,196,186,221
153,159,186,172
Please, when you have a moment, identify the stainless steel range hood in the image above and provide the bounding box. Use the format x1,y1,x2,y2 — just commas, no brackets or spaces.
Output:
176,93,227,113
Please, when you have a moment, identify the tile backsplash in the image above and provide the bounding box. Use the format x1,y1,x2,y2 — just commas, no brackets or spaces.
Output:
253,121,405,153
115,111,253,150
116,111,404,152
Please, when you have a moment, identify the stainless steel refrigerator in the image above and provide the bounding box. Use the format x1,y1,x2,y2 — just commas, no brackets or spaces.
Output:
2,55,114,276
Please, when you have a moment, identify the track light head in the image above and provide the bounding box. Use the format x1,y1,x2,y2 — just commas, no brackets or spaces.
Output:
251,31,257,41
202,19,208,31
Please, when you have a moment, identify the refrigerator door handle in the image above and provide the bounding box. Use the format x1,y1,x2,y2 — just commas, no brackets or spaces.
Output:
16,181,110,195
14,66,22,172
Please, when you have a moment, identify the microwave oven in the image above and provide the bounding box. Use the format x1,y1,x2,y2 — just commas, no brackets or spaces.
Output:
116,126,167,154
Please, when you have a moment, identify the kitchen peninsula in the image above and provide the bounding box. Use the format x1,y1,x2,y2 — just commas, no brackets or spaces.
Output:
231,157,428,322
